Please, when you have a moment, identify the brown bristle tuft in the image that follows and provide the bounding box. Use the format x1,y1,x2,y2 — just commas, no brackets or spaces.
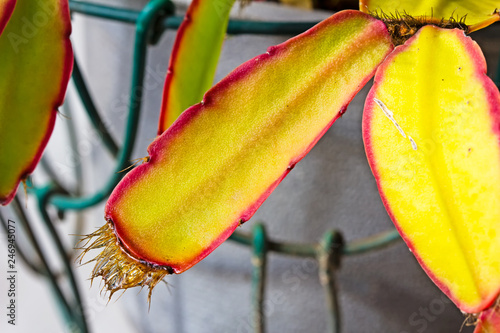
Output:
369,10,469,46
461,312,479,330
76,221,172,304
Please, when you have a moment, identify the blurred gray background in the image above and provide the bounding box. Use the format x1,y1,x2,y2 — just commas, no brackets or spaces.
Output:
1,0,499,332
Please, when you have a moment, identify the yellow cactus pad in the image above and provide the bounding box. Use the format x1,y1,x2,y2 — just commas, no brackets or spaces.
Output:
363,26,500,313
82,10,394,297
0,0,73,204
158,0,236,133
360,0,500,30
110,9,392,272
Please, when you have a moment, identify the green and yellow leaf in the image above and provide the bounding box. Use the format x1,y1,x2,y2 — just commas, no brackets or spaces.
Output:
81,10,394,298
363,26,500,313
158,0,236,133
0,0,73,205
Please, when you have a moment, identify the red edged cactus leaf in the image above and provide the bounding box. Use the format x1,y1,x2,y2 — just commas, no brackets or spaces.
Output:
363,26,500,313
88,10,393,293
0,0,73,205
360,0,500,31
110,10,392,272
0,0,15,34
475,306,500,333
158,0,236,134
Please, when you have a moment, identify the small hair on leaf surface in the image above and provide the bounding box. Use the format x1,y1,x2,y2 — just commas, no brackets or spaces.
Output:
117,156,150,174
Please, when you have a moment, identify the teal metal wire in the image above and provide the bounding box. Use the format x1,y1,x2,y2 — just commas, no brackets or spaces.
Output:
229,226,400,257
72,58,119,157
251,224,268,333
2,1,422,333
0,202,43,276
318,231,343,333
1,199,81,331
68,1,318,36
40,0,176,210
33,185,88,332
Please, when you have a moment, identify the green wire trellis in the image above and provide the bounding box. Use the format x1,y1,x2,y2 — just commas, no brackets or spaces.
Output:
2,1,499,332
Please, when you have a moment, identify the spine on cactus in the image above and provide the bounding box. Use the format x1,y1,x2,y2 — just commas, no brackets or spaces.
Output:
360,0,500,30
79,10,394,301
0,0,73,205
363,26,500,314
158,0,236,134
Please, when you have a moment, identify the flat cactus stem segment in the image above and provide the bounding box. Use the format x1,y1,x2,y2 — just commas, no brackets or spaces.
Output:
363,26,500,313
0,0,73,205
475,306,500,333
158,0,236,134
0,0,15,34
360,0,500,29
105,10,393,276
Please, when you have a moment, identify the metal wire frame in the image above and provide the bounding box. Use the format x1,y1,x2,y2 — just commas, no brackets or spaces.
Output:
5,0,499,332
